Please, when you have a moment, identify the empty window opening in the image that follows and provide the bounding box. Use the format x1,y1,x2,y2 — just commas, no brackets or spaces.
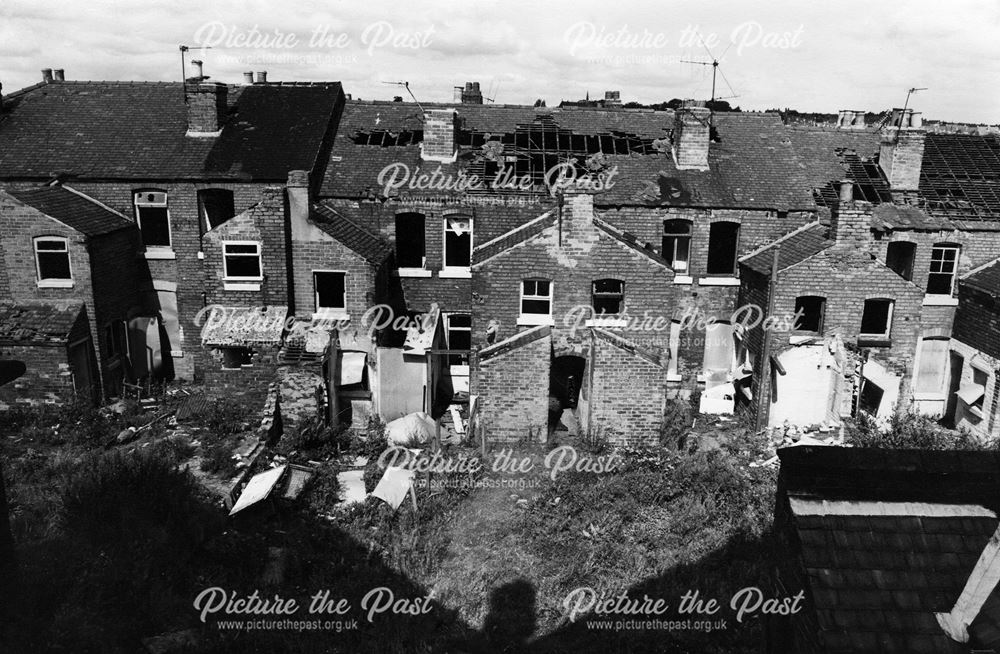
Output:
860,299,893,339
222,242,262,279
885,241,916,281
592,279,624,315
395,212,426,268
927,244,960,295
34,237,71,280
914,338,949,394
707,222,740,275
314,271,347,312
445,313,471,366
521,280,552,316
134,191,171,248
444,215,472,268
662,219,691,272
793,296,826,333
199,189,235,231
220,347,254,369
105,320,129,359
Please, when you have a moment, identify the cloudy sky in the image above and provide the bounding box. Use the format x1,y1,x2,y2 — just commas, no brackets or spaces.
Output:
2,0,998,123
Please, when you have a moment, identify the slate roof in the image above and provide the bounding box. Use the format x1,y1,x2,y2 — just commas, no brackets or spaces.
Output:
961,258,1000,296
0,301,84,344
472,211,557,264
778,446,1000,653
0,81,343,180
312,202,394,263
920,133,1000,218
320,101,866,211
4,185,132,236
739,222,833,275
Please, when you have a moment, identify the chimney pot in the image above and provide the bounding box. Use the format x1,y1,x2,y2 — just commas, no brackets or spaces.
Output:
460,81,483,104
53,69,64,82
255,71,267,83
41,68,53,83
191,60,204,79
243,72,254,84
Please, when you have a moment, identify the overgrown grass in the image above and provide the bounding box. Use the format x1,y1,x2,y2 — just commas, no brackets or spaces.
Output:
847,408,993,450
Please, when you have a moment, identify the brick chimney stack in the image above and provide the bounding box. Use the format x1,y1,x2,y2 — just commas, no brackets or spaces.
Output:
41,68,53,83
673,101,711,171
830,180,873,248
421,109,458,162
461,82,483,104
603,91,621,107
287,169,319,241
879,108,925,191
185,70,227,136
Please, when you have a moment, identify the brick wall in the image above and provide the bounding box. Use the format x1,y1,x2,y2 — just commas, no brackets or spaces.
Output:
0,343,74,408
953,284,1000,361
291,238,378,323
476,329,551,442
202,346,281,408
421,109,457,160
589,331,666,445
948,339,1000,441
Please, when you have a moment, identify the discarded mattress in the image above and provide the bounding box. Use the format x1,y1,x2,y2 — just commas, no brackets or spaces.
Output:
385,412,437,445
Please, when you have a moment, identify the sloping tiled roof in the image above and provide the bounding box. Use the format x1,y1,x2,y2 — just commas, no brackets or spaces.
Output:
472,211,557,264
5,185,132,236
739,222,832,275
0,301,84,344
779,446,1000,653
312,202,393,263
920,133,1000,218
0,81,342,180
962,258,1000,296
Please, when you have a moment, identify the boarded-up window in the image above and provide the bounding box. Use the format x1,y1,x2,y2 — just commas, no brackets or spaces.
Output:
914,338,949,394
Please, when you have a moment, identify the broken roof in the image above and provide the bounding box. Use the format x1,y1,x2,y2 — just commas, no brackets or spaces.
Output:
779,445,1000,652
311,201,394,263
961,258,1000,297
0,301,84,344
0,81,343,180
4,185,132,236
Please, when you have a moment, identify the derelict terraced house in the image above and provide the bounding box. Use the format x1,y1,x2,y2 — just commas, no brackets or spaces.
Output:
0,67,345,402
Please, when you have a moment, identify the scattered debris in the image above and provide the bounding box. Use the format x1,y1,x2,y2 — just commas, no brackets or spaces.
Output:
229,465,287,516
336,469,367,505
371,466,417,510
385,412,438,445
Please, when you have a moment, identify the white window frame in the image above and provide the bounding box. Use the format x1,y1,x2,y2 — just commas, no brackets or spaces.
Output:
441,214,473,278
222,241,263,280
33,236,74,288
859,299,894,340
313,269,348,317
133,191,173,254
927,244,960,297
518,279,554,326
662,219,692,273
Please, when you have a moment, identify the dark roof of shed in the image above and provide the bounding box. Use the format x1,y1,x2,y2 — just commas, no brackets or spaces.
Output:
0,81,343,180
739,222,832,275
779,446,1000,653
962,258,1000,296
5,185,132,236
311,201,394,264
0,301,84,344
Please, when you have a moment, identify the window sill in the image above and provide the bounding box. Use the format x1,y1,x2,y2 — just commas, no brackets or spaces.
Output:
169,349,184,358
439,268,472,279
666,372,683,382
396,268,433,278
673,275,693,285
517,314,555,327
698,276,740,287
922,295,958,307
36,279,74,288
585,318,628,328
912,392,947,402
223,281,262,291
143,248,176,260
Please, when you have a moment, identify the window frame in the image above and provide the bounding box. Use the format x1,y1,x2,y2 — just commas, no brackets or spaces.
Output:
313,270,348,314
221,241,263,281
706,221,741,276
927,243,961,296
444,312,472,367
662,219,692,272
33,236,73,287
859,298,894,341
442,214,473,272
133,190,173,250
793,295,826,334
519,279,553,324
592,278,625,316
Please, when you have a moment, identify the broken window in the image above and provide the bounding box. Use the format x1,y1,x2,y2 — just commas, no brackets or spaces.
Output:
445,313,471,366
105,320,129,359
592,279,624,315
858,378,884,415
521,279,552,317
34,237,71,281
706,222,740,275
885,241,916,281
199,189,235,231
395,212,426,268
662,219,691,272
927,243,960,295
443,215,472,268
222,242,262,279
220,347,254,369
914,337,949,394
314,271,347,312
134,191,171,248
793,296,826,333
860,299,893,339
